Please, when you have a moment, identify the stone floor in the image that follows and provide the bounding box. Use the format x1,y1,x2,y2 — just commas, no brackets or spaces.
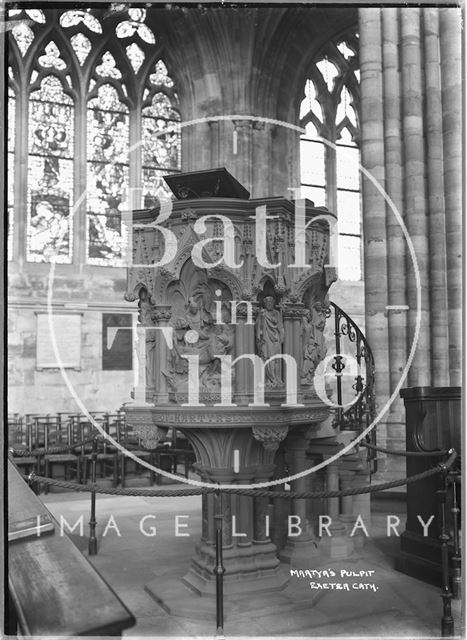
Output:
43,488,463,640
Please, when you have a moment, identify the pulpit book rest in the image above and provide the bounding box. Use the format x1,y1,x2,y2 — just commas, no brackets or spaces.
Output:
7,460,135,636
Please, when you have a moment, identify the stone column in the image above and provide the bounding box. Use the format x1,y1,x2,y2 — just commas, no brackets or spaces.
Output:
351,469,371,549
209,120,220,168
400,8,431,387
151,424,289,598
251,121,271,198
283,304,305,402
233,304,256,406
339,469,356,542
153,306,172,404
423,8,450,386
381,9,407,473
358,8,390,458
439,7,462,386
280,427,319,564
233,120,253,194
321,459,352,559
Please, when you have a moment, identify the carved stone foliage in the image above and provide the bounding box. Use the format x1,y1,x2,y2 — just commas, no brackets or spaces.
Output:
130,424,168,449
252,425,288,452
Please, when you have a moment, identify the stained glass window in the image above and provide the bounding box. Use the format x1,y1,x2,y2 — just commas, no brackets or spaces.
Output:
8,8,181,268
126,43,145,73
38,41,67,70
11,22,34,56
142,64,180,208
116,9,155,44
150,60,174,88
71,33,92,65
8,85,15,261
27,76,74,263
60,10,102,33
96,52,122,79
87,84,129,266
300,30,362,281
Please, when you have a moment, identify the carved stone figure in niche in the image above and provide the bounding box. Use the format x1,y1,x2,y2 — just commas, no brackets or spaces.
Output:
138,288,156,387
301,301,328,383
255,296,284,386
166,288,234,398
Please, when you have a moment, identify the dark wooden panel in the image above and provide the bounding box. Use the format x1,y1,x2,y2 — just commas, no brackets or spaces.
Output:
102,313,133,370
397,386,461,584
8,461,135,636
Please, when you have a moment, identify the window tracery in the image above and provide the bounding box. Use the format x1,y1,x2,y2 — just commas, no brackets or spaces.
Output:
300,29,361,281
7,8,181,267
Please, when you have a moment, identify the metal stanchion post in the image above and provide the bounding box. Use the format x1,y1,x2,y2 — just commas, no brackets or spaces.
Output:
438,459,454,637
88,437,98,556
214,490,226,639
449,472,461,600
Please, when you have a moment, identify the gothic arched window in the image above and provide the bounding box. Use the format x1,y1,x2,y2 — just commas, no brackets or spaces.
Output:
7,8,181,267
300,31,361,281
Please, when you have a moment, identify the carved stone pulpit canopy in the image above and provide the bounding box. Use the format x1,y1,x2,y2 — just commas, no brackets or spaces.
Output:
125,168,337,411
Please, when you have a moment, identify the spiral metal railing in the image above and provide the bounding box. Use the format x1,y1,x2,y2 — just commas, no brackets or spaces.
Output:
328,301,377,471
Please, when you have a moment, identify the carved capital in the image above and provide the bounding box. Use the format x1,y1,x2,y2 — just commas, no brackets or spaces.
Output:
324,265,338,288
124,292,137,302
252,425,289,452
282,305,305,319
233,119,253,132
154,308,172,321
129,424,169,450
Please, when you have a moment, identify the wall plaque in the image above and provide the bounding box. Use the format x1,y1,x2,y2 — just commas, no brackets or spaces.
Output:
36,313,81,369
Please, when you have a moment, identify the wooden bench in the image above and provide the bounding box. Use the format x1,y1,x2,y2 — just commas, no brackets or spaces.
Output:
7,460,136,636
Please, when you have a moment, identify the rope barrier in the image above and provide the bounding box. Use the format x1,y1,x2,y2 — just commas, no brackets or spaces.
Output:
23,449,457,499
9,435,107,457
359,440,448,458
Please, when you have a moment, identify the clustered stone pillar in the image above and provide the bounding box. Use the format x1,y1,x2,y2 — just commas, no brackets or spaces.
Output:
439,8,462,386
358,7,462,478
358,8,390,474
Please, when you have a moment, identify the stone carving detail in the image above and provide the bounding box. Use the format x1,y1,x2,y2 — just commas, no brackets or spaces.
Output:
255,296,284,386
163,268,235,401
130,424,168,449
154,309,172,322
301,301,328,383
151,408,329,426
252,425,289,452
181,208,197,222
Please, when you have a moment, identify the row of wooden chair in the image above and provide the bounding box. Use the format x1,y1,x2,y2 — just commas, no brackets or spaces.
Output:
8,413,196,491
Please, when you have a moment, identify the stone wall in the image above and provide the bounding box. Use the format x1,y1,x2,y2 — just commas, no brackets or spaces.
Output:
8,262,136,415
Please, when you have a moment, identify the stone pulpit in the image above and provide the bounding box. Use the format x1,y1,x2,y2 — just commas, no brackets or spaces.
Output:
123,168,337,602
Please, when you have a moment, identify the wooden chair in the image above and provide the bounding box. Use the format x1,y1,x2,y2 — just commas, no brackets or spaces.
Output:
8,415,38,477
169,429,196,479
116,417,158,488
37,417,81,493
80,414,119,487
